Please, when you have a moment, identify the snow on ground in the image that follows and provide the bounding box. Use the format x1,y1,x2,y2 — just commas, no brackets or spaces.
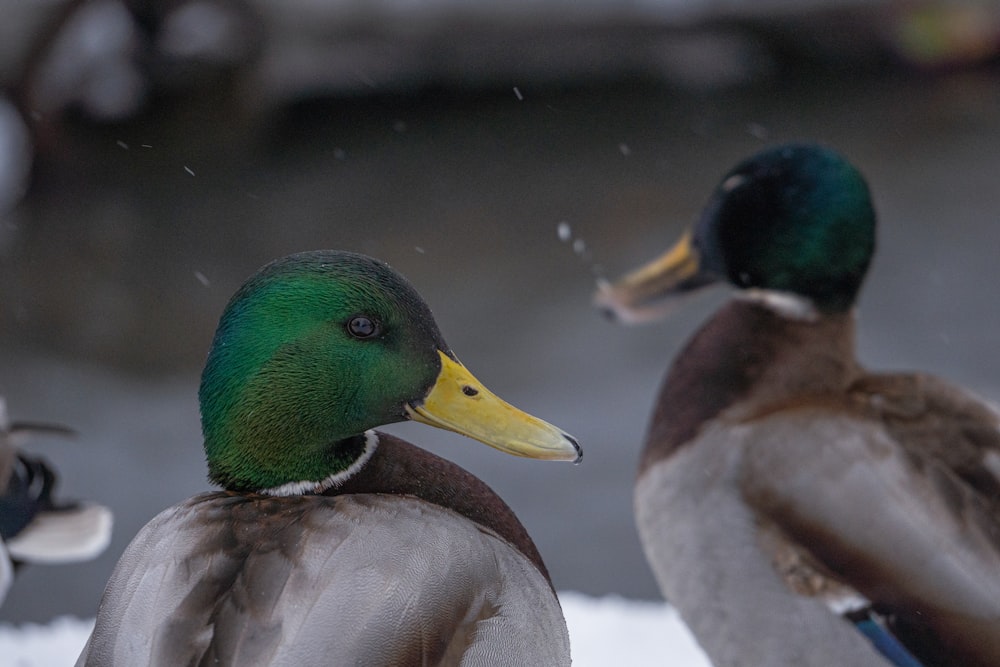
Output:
0,594,711,666
561,592,711,666
0,616,93,667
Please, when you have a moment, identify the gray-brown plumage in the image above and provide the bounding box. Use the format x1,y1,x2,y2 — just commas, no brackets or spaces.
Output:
78,435,569,666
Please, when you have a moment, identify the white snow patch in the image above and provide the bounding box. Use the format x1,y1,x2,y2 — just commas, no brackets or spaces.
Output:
561,591,711,666
0,617,93,667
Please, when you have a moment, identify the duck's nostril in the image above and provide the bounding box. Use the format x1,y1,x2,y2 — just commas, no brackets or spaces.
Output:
461,385,479,397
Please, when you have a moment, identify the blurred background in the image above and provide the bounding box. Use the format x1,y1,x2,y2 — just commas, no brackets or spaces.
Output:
2,0,1000,623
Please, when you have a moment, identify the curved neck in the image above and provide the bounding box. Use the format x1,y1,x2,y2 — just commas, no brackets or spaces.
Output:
640,299,859,475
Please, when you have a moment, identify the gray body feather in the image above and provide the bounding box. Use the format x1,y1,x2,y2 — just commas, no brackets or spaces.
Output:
78,492,569,666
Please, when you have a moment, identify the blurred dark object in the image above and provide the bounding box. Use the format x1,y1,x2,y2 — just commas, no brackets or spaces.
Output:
1,0,998,216
0,397,112,607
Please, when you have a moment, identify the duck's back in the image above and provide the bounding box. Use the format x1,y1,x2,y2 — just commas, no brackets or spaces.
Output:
78,490,568,667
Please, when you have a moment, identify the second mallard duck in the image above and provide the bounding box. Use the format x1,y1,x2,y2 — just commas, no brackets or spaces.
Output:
79,250,580,666
596,143,1000,667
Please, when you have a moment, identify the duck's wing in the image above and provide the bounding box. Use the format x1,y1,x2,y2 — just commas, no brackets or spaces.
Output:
850,373,1000,511
635,427,893,667
4,501,112,564
740,373,1000,667
78,492,569,667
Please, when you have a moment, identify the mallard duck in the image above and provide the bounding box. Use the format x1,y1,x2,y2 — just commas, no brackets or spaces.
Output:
77,250,580,666
0,397,113,606
595,143,1000,667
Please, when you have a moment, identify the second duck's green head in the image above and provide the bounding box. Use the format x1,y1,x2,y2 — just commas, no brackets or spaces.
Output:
597,143,876,320
200,251,580,494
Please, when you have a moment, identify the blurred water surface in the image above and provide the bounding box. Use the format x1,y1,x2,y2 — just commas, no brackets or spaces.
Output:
2,67,1000,622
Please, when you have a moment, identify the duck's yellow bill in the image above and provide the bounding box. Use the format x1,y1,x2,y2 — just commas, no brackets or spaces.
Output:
406,351,581,463
594,230,712,324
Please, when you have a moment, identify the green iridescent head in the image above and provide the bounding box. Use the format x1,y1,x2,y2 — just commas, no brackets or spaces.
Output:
597,143,877,320
695,143,876,311
200,251,579,494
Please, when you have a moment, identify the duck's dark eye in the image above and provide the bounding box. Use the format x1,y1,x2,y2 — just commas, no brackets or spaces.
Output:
347,315,379,339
